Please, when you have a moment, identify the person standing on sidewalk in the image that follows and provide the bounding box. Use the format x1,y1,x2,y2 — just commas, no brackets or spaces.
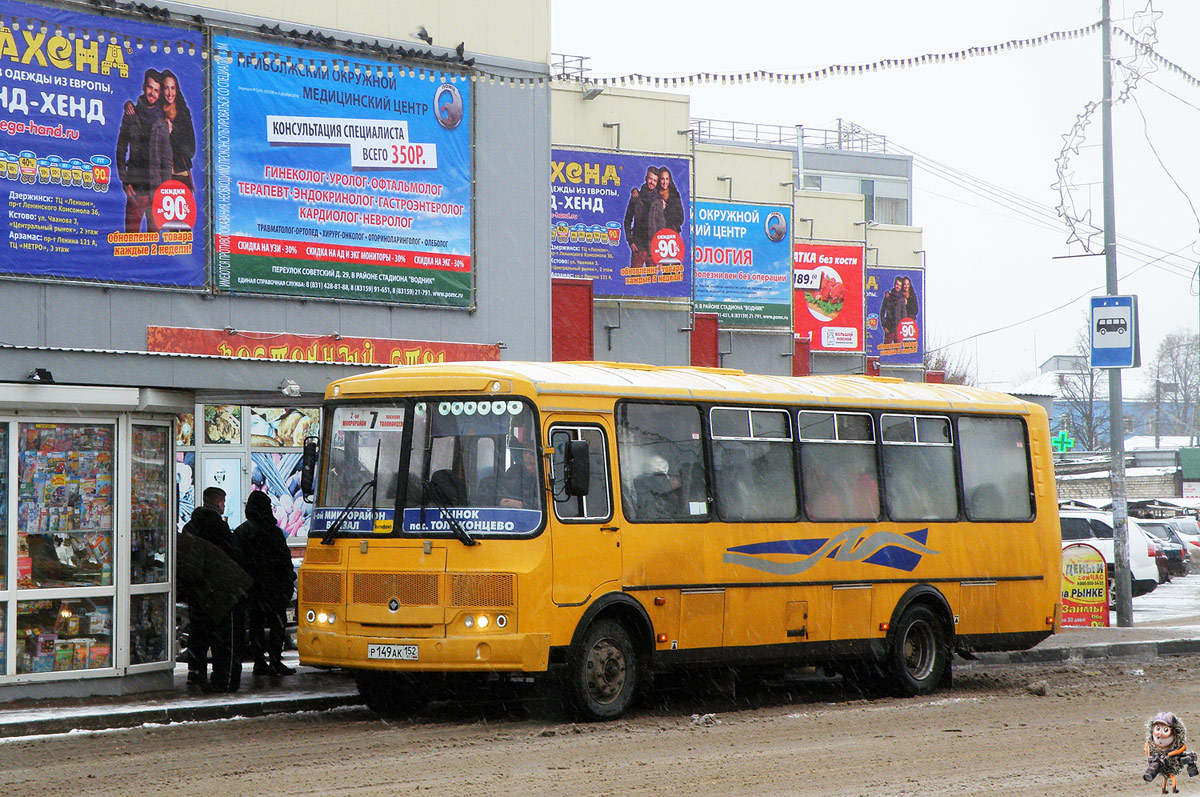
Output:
180,487,251,692
235,491,297,677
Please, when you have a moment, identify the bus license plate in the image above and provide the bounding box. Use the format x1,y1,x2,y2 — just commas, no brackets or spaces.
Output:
368,644,418,661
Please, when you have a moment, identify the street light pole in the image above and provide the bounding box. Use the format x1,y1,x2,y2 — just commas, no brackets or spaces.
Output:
1102,0,1133,627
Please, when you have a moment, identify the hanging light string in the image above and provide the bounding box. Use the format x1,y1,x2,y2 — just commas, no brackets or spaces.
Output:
552,21,1102,89
1112,26,1200,89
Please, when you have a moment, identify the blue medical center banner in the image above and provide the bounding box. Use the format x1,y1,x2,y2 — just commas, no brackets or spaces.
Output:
692,200,792,327
551,148,691,299
212,36,472,306
0,0,205,286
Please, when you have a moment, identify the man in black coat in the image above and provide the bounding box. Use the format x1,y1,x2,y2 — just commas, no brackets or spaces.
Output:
234,491,297,676
180,487,250,692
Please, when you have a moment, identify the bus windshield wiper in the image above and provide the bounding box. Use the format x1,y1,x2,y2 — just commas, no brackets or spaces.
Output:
421,480,477,547
322,441,380,545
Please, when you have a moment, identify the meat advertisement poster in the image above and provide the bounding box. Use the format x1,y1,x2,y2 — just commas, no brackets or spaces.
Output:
792,243,864,352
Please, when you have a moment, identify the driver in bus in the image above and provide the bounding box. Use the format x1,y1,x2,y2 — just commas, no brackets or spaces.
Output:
497,443,540,509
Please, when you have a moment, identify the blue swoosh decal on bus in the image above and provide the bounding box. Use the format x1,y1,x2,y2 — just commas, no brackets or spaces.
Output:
723,527,937,575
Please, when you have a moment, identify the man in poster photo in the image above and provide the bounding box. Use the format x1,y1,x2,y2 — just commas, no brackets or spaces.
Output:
623,166,659,268
116,69,171,232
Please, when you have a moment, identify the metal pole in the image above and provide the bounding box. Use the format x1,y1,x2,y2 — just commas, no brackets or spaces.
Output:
1102,0,1133,627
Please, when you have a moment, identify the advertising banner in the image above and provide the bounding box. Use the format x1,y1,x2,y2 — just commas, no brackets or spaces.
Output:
693,201,792,327
0,1,205,286
865,266,925,365
792,243,864,352
212,36,472,305
147,325,500,364
551,148,691,299
1060,542,1109,627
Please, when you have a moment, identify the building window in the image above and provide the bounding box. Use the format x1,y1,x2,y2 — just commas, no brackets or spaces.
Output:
803,174,821,190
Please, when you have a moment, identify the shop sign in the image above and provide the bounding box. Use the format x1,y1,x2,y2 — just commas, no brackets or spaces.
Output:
793,243,864,352
550,148,691,299
211,36,472,306
1060,542,1110,627
0,0,206,287
692,201,792,328
864,266,925,365
147,325,499,365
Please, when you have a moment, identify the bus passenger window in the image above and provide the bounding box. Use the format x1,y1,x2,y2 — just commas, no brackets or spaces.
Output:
616,402,706,522
881,414,957,522
959,416,1034,521
710,407,797,522
799,411,879,522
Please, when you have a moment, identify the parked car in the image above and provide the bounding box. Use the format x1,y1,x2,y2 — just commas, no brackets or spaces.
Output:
1135,519,1191,578
1059,509,1158,598
1164,516,1200,572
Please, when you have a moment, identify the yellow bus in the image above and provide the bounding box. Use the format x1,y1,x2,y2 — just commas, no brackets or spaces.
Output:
297,361,1061,720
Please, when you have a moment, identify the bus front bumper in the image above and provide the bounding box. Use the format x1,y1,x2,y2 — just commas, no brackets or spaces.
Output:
298,628,551,673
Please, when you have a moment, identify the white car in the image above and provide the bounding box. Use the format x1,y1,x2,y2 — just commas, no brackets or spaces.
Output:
1059,509,1158,597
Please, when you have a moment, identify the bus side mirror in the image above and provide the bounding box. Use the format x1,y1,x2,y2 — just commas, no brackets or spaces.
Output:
564,440,590,497
300,437,319,499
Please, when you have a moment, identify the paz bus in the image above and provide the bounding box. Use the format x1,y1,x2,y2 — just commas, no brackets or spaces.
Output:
296,361,1061,720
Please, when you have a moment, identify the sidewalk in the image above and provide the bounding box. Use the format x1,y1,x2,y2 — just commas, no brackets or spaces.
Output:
0,653,361,740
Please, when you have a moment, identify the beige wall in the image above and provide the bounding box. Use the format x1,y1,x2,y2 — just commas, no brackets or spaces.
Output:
184,0,549,64
551,85,691,154
793,190,865,244
868,224,925,269
693,144,793,205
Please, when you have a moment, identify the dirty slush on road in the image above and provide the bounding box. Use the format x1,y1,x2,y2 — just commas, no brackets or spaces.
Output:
2,654,1195,796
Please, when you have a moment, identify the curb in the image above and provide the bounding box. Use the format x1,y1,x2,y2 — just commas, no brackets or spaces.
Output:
0,693,363,739
971,639,1200,666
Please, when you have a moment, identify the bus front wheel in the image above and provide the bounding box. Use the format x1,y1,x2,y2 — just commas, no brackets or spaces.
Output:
886,604,948,697
565,619,639,721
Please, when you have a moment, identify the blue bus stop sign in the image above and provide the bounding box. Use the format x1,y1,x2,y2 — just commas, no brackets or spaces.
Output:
1090,295,1139,369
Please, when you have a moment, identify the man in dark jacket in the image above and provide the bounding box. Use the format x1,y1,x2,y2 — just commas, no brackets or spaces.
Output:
623,167,658,269
180,487,250,692
234,491,297,676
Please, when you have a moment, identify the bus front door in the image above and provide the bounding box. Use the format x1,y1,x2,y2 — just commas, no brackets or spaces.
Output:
547,421,621,605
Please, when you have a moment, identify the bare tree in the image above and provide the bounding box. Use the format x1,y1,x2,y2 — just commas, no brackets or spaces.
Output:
1144,329,1199,445
1054,322,1109,452
923,334,976,386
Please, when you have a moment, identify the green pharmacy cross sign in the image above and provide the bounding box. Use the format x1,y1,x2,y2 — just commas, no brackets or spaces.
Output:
1051,430,1076,452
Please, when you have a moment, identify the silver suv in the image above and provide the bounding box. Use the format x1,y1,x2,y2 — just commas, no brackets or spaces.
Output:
1059,509,1158,597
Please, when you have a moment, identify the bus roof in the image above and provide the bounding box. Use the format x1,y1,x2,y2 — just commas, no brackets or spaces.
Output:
326,361,1033,415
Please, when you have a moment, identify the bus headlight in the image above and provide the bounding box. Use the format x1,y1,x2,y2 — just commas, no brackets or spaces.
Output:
477,615,489,629
317,611,329,624
305,610,316,624
326,612,336,624
463,615,474,628
496,614,508,629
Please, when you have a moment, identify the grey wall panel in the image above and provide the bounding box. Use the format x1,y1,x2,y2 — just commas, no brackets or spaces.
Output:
721,331,792,376
593,305,690,366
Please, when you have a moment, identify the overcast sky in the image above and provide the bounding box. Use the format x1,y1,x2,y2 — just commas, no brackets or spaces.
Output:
551,1,1200,392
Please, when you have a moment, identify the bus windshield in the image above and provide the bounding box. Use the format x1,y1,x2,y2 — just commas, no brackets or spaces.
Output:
315,398,544,539
402,399,543,537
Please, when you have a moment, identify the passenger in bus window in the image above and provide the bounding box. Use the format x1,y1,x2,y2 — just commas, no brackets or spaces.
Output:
633,455,683,519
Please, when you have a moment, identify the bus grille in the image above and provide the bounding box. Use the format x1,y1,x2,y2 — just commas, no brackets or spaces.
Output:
449,573,515,608
300,571,344,604
353,572,439,606
302,546,342,564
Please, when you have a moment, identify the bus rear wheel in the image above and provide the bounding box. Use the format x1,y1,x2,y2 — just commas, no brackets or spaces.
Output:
565,619,639,721
886,604,948,697
355,671,430,716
